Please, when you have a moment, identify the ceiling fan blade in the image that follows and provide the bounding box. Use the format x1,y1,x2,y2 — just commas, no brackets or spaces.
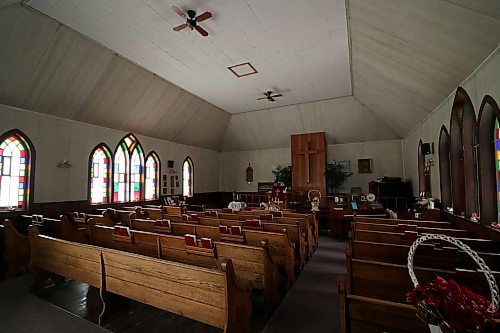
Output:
172,5,186,18
195,25,209,36
196,11,212,22
173,23,188,31
271,94,283,98
268,97,276,102
257,97,267,100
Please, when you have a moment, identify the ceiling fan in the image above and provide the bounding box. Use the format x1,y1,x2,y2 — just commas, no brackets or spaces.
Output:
257,91,283,102
172,6,212,37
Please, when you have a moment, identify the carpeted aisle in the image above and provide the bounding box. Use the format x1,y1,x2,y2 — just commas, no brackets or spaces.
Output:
263,234,347,333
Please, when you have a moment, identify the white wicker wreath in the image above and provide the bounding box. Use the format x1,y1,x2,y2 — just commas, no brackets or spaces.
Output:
407,233,499,313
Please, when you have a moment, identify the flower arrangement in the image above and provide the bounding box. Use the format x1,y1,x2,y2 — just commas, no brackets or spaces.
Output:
406,276,495,333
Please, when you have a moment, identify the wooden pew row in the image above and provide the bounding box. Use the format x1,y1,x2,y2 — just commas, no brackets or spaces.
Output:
28,229,252,332
85,224,280,310
353,221,472,238
219,211,319,251
131,219,296,288
197,217,306,269
352,229,500,252
346,258,499,304
349,239,500,271
354,216,453,229
338,276,428,333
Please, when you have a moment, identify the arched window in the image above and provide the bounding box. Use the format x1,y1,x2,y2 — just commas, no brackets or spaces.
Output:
477,95,500,224
460,89,478,217
89,144,112,204
438,126,452,209
183,157,194,198
418,140,426,194
450,88,467,215
113,134,144,203
0,130,34,210
145,152,160,201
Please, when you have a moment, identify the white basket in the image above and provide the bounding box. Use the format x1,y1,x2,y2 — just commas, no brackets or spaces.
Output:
407,233,499,314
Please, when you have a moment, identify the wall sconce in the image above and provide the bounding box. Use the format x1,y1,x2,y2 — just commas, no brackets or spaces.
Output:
57,160,72,168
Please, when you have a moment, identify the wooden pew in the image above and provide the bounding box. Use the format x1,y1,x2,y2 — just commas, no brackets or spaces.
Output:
131,219,296,289
86,212,114,226
2,220,29,278
198,217,305,269
351,229,499,252
353,221,472,238
349,239,500,271
354,216,453,229
28,229,252,332
338,276,429,333
87,224,280,309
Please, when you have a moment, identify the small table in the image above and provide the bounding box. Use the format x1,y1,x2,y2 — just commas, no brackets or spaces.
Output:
228,201,247,212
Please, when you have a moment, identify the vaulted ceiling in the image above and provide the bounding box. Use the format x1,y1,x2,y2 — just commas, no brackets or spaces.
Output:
0,0,499,151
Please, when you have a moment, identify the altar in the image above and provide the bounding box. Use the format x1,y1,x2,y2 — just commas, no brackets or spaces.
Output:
328,197,385,239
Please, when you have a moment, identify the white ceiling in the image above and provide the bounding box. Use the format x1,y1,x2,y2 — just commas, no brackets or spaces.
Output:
26,0,352,114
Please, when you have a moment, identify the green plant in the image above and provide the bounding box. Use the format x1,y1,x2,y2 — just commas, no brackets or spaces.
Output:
272,165,292,187
325,163,350,194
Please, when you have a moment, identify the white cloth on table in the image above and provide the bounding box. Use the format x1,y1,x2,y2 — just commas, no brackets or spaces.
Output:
228,201,247,211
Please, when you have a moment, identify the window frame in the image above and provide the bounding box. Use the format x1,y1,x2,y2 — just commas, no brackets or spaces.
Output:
88,143,113,205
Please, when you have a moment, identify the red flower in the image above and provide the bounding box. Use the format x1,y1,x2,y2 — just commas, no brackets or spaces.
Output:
406,276,495,332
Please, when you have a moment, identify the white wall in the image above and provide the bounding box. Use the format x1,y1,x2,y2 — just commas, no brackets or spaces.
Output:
0,104,221,203
403,45,500,199
220,140,404,193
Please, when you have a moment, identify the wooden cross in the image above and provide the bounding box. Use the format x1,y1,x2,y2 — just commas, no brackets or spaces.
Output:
297,142,318,183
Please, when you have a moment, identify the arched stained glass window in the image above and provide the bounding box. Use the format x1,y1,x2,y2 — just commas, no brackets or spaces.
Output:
89,144,112,204
113,134,144,203
0,130,34,210
495,120,500,221
183,157,194,198
145,152,160,201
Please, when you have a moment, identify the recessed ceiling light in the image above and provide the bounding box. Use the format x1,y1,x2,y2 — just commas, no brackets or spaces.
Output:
228,62,258,78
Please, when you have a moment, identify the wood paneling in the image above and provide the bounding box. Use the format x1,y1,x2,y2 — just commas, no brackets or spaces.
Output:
291,132,326,196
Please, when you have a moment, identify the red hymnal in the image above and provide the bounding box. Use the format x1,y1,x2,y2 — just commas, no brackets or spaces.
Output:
219,225,229,234
113,226,131,237
260,214,273,221
190,214,199,222
201,238,213,249
245,219,261,228
184,234,197,247
271,211,283,218
231,226,242,236
155,219,171,228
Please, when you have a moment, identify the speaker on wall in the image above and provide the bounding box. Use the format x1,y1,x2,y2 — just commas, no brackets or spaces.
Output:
167,160,174,168
421,142,434,155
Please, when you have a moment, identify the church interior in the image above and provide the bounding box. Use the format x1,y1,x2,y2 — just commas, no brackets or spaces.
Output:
1,0,500,332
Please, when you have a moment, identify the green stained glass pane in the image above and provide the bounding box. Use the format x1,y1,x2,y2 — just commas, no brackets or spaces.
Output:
134,183,139,191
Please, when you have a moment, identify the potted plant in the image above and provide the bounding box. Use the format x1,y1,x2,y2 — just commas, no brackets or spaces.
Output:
272,165,292,188
325,163,351,195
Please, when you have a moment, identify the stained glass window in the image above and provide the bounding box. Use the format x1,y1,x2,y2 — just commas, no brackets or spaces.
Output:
0,131,33,210
145,152,160,201
90,144,112,204
183,157,193,197
495,120,500,222
113,134,144,203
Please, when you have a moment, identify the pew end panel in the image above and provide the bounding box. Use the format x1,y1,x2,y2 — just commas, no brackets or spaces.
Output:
3,219,30,278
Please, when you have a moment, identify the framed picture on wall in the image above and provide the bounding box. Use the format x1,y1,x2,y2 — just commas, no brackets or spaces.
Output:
358,159,372,174
170,176,174,186
175,181,179,188
337,160,351,174
162,188,167,195
162,175,168,182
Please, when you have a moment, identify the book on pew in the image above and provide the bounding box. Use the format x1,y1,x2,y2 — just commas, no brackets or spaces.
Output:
189,214,199,222
201,238,214,249
154,219,171,228
271,211,283,218
184,234,197,247
219,225,229,234
244,219,262,228
260,214,274,221
113,226,132,237
231,226,242,236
